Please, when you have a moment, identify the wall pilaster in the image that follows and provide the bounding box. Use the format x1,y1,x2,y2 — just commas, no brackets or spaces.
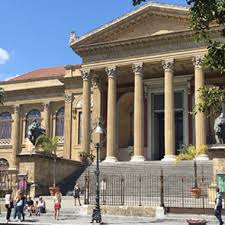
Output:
43,102,50,136
63,94,72,159
92,76,103,145
11,105,20,169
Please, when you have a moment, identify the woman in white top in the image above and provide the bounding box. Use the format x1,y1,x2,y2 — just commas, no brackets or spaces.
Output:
5,190,13,223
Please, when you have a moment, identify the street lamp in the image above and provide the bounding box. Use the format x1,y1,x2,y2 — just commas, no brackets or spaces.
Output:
91,119,104,224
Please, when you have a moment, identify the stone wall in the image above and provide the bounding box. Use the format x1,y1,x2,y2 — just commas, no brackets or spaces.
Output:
18,152,81,197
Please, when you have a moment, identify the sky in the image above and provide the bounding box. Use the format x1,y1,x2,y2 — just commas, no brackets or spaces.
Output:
0,0,187,80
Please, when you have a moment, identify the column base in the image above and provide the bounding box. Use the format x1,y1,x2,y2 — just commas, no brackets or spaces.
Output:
195,154,209,161
8,167,18,171
161,155,176,162
103,156,118,163
130,155,145,162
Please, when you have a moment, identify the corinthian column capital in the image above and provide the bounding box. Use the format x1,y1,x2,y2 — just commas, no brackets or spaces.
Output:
43,102,50,111
192,55,204,68
162,59,174,71
65,93,73,103
81,69,91,81
13,105,20,113
105,66,117,78
132,62,144,74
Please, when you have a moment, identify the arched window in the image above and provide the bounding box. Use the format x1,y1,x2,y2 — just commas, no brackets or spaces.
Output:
25,109,41,137
0,112,12,140
55,107,64,137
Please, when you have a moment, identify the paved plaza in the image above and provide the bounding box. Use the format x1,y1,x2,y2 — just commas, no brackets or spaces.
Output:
0,197,222,225
0,213,221,225
0,206,222,225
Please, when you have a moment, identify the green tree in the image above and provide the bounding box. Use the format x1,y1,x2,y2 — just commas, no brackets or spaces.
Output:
194,86,225,117
132,0,225,73
35,135,58,187
0,88,5,105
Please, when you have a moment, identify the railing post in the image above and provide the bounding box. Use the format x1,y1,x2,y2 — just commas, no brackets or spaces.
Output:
139,175,142,206
181,177,184,208
160,169,164,208
121,177,124,205
201,167,205,212
84,173,89,205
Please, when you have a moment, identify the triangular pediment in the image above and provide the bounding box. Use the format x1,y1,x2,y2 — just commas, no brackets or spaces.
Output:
71,2,190,47
104,14,190,42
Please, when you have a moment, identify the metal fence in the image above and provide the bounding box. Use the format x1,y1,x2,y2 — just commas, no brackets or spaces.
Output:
0,169,17,196
83,171,221,210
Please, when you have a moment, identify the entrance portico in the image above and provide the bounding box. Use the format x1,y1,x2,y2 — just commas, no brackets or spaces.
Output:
78,54,207,162
70,2,212,162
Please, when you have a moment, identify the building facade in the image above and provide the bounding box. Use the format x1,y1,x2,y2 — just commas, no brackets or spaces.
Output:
0,2,224,175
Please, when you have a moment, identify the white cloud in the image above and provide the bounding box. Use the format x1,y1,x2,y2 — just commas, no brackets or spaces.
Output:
0,48,10,64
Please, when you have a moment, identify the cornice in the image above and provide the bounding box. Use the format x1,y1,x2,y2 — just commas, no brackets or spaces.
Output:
71,3,189,48
0,75,64,86
75,26,223,56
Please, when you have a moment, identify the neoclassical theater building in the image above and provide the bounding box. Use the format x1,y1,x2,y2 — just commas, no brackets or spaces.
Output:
0,2,224,175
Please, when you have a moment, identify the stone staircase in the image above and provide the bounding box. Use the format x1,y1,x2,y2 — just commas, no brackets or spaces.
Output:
58,164,87,195
73,161,213,206
77,160,213,182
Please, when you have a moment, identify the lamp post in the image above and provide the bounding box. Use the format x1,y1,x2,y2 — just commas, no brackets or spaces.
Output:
91,120,104,224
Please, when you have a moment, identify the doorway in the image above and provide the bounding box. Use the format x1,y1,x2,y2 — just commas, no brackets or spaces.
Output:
152,92,184,160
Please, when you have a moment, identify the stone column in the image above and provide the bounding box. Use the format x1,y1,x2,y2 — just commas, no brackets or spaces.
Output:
11,105,20,169
81,69,91,154
63,94,72,159
131,62,145,161
43,102,50,136
193,56,206,149
105,66,118,162
162,59,176,161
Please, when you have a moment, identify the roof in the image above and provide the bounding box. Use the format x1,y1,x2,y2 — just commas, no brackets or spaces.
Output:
71,2,189,46
9,66,67,81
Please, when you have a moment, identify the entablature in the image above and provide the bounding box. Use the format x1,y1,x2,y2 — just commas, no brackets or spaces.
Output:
75,27,222,64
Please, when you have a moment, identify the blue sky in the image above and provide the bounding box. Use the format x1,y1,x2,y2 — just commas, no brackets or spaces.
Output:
0,0,186,80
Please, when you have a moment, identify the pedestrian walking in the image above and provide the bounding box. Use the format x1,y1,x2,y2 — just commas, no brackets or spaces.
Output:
53,189,62,220
4,190,13,223
14,190,23,222
215,187,224,225
20,192,26,221
73,183,81,206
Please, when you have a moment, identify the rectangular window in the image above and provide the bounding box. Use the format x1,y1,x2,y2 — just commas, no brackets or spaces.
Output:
78,111,82,145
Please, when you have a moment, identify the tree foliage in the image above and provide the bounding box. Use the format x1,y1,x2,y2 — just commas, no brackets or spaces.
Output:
194,86,225,117
132,0,225,73
35,134,58,155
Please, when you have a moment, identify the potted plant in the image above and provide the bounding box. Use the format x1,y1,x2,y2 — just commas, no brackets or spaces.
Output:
35,134,58,196
127,146,134,157
176,144,208,198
